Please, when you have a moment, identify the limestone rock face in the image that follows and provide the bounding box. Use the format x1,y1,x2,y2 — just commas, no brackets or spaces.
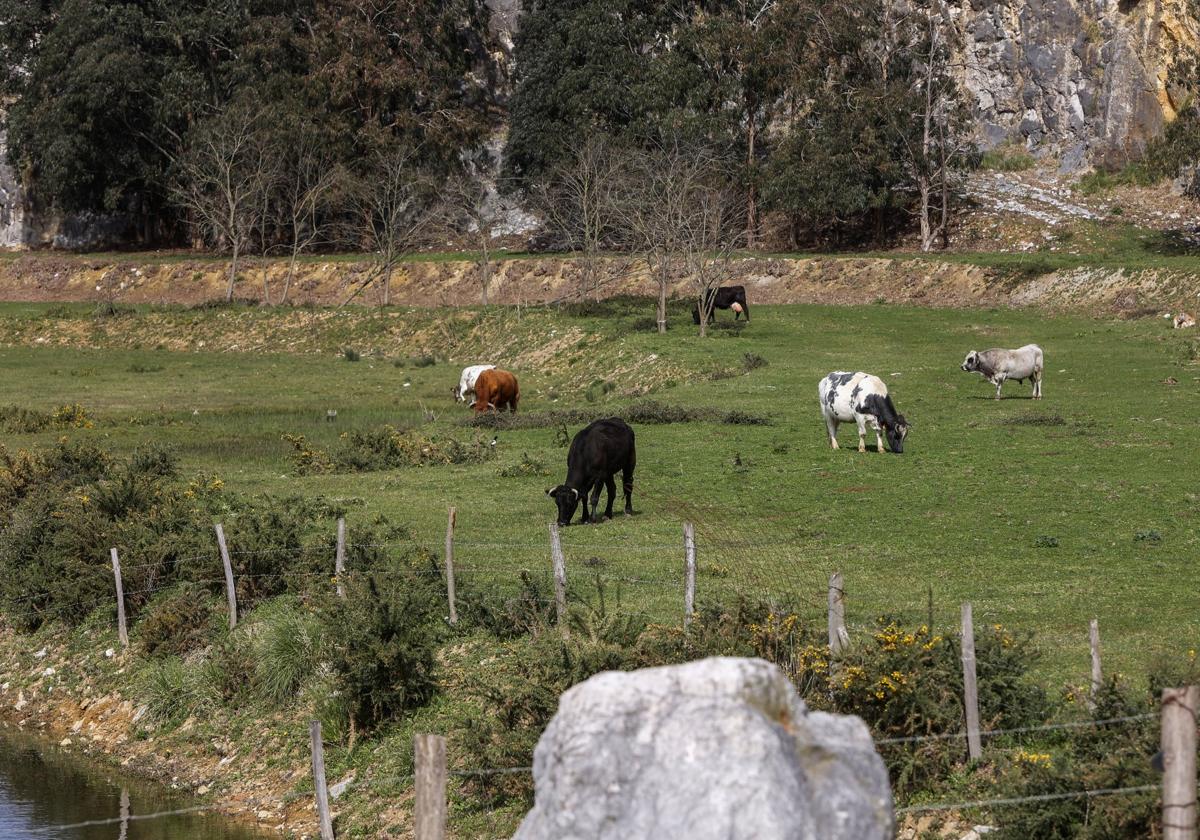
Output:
948,0,1199,168
512,657,894,840
0,120,26,249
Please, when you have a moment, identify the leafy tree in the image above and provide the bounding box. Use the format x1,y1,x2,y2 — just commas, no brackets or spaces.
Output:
504,0,688,183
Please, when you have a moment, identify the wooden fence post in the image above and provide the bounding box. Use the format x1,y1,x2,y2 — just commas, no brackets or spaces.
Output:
309,720,335,840
335,518,346,598
549,523,568,638
683,522,696,628
110,548,128,649
214,523,237,630
444,507,458,625
960,602,982,761
414,733,448,840
828,572,849,656
1162,686,1199,840
1089,618,1102,705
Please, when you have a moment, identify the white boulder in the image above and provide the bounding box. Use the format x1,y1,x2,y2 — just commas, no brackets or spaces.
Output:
513,656,894,840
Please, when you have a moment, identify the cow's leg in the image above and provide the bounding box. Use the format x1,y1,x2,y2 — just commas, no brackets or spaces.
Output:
742,303,749,322
602,475,617,519
856,417,867,453
587,480,603,524
825,415,839,449
579,481,592,524
875,424,885,453
993,376,1004,400
1032,371,1042,399
622,465,634,515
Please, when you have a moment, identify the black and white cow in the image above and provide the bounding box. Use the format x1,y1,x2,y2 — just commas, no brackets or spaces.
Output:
819,371,909,454
960,345,1043,400
546,418,636,525
692,286,750,325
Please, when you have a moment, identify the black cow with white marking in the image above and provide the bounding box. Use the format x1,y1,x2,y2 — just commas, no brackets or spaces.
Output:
692,286,750,325
546,418,636,525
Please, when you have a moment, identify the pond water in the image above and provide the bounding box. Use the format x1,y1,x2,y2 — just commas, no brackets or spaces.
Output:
0,729,269,840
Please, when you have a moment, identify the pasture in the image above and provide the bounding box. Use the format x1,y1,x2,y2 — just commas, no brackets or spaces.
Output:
0,298,1196,683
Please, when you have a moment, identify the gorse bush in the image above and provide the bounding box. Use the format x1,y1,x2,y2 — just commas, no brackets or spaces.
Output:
0,438,346,631
284,426,496,474
137,583,219,657
319,547,446,732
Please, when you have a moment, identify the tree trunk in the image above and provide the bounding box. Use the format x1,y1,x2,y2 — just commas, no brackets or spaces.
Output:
698,295,708,338
282,252,297,305
746,112,758,248
383,266,392,306
656,262,668,334
480,257,490,306
225,243,239,302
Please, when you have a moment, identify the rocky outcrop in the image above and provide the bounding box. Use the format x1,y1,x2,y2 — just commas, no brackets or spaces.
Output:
512,657,894,840
951,0,1199,169
0,119,26,249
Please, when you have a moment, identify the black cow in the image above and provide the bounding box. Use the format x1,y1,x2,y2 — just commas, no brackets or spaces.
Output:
692,285,750,325
546,418,636,526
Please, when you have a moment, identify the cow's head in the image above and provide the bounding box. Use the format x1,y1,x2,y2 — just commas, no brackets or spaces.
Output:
885,415,910,454
546,485,581,525
452,385,464,402
961,351,980,373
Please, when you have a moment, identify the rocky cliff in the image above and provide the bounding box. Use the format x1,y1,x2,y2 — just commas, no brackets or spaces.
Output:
953,0,1198,169
0,121,25,249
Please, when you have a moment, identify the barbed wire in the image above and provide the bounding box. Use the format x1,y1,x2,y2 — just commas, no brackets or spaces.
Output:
877,713,1158,746
23,804,216,834
895,784,1160,815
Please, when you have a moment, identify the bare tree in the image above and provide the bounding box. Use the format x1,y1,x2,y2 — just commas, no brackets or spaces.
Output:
439,174,499,306
896,2,974,251
535,135,627,300
276,133,342,304
170,105,274,302
344,145,436,307
621,140,743,335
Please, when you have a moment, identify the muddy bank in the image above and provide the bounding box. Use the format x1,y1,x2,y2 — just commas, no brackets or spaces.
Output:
1,252,1197,314
0,627,318,836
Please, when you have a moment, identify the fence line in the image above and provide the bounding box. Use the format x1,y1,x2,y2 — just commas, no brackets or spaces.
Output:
895,784,1161,815
876,713,1158,745
24,804,215,834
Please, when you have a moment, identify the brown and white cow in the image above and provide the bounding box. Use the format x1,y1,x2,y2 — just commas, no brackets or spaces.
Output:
473,368,520,414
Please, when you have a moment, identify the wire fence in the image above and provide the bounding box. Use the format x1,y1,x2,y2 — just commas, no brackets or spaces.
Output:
2,514,1197,839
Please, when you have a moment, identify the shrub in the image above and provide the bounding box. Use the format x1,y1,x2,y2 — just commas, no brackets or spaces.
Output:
497,453,549,478
319,549,446,732
342,347,361,362
136,584,218,657
285,426,496,474
129,444,178,478
406,354,438,368
282,433,334,475
92,301,137,319
0,406,51,433
741,352,768,372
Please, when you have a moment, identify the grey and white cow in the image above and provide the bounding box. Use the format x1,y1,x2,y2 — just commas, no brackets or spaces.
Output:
960,344,1044,400
819,371,909,454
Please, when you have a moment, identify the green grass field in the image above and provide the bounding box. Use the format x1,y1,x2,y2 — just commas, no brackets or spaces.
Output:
1,298,1197,685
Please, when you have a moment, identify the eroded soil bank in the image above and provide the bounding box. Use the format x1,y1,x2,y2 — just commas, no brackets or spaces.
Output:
1,251,1198,314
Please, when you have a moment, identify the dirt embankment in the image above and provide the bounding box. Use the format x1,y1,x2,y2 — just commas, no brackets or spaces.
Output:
0,627,318,836
2,251,1198,314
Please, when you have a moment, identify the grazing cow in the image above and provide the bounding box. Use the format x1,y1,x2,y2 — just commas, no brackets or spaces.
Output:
819,371,910,454
960,344,1044,400
473,368,520,414
1174,312,1196,329
452,364,496,406
692,286,750,325
546,418,636,525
